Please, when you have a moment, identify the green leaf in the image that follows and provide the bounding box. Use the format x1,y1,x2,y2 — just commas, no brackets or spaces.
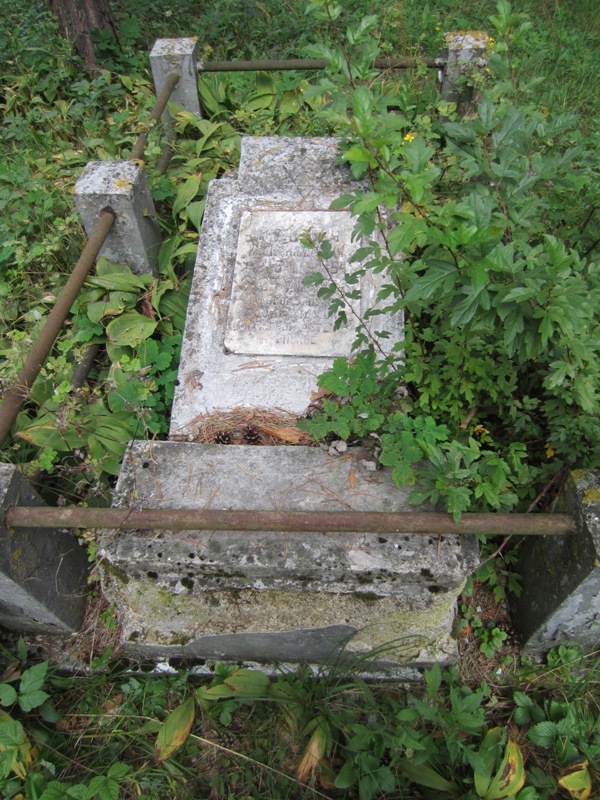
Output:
280,89,302,115
405,261,457,304
106,312,158,347
88,260,150,292
558,761,592,800
186,199,206,231
155,696,195,762
16,418,87,450
158,235,183,280
352,86,373,122
334,760,357,789
398,759,458,793
252,72,273,95
492,109,525,147
528,720,558,748
387,214,428,255
40,781,88,799
475,728,504,797
172,174,202,217
19,689,50,713
108,762,130,780
424,663,442,698
87,291,138,324
0,685,17,707
485,737,526,799
85,774,120,800
341,145,376,167
0,716,33,780
20,662,47,695
247,92,277,111
223,668,270,699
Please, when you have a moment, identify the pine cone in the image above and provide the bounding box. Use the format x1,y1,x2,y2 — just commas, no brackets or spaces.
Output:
242,424,262,445
214,431,233,444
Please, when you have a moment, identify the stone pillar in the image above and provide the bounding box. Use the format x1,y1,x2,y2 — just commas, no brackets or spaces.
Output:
510,470,600,654
0,465,89,635
75,161,161,277
441,31,489,112
150,38,201,118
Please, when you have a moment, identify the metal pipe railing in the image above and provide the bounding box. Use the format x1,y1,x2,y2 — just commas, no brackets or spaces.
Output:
131,69,181,161
3,506,575,536
198,56,446,73
0,209,116,448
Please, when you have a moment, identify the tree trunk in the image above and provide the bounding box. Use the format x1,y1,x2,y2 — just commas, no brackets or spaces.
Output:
49,0,118,70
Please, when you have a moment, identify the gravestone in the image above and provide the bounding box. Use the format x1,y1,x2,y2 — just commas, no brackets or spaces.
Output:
169,137,402,438
99,137,478,670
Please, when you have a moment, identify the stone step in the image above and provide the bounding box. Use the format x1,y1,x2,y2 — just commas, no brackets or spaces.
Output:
99,441,478,668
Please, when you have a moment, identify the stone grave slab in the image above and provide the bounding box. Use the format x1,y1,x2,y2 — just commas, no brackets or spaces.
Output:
169,137,402,440
104,137,476,670
100,442,479,667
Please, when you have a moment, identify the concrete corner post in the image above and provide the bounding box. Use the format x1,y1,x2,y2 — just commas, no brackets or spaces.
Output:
0,465,89,635
150,38,201,118
441,31,489,111
510,470,600,654
75,161,161,277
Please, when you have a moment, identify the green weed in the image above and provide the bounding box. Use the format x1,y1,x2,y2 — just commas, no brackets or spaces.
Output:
299,0,599,518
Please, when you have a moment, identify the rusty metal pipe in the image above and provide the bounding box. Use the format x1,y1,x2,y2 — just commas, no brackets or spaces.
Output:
4,506,575,536
131,70,181,162
198,56,446,73
0,209,116,448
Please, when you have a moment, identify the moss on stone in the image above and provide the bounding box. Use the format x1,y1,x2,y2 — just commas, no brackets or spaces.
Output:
583,487,600,504
111,578,464,663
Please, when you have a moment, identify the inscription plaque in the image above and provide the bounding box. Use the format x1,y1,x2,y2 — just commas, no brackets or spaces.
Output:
225,210,359,357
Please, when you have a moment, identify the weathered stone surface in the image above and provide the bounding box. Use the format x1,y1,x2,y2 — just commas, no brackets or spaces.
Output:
75,161,161,276
150,38,201,118
104,137,475,669
225,210,358,356
441,30,489,108
511,470,600,654
0,465,88,634
100,442,478,665
169,137,402,438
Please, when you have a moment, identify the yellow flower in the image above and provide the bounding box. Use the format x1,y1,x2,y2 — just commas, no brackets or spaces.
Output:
403,132,415,142
473,424,490,437
545,444,556,458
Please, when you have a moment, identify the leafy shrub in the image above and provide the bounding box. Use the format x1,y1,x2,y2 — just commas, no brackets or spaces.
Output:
300,0,600,516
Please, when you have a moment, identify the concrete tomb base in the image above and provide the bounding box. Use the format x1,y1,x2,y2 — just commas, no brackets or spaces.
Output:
0,465,88,634
100,136,477,668
99,442,478,668
511,470,600,654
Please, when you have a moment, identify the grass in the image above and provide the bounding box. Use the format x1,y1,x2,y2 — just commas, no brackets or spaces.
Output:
1,631,599,798
0,0,599,797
